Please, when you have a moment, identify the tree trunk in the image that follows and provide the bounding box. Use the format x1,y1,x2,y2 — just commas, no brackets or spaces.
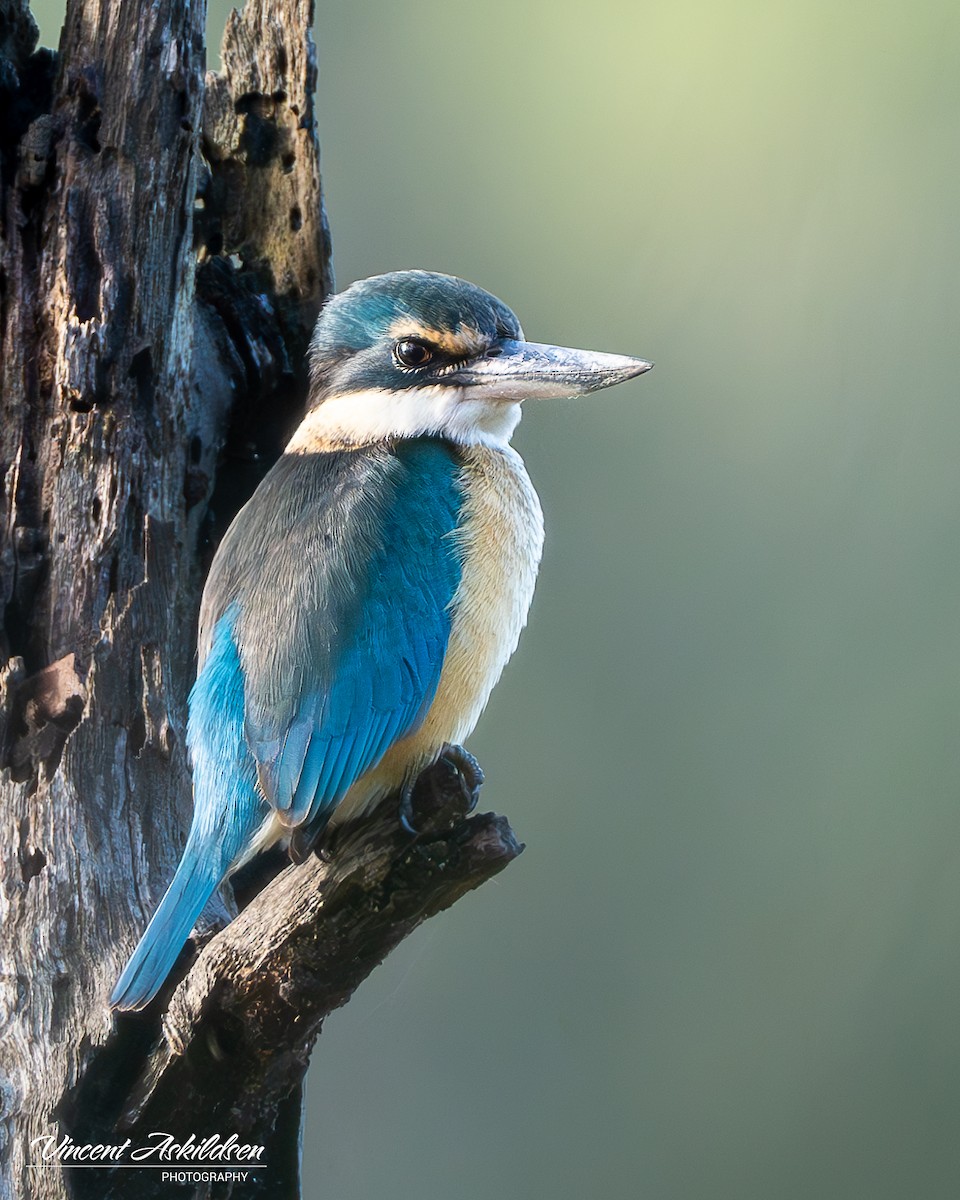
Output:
0,3,521,1198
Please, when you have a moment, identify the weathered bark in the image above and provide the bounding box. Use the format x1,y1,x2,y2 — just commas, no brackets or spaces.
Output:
63,780,521,1200
0,3,519,1199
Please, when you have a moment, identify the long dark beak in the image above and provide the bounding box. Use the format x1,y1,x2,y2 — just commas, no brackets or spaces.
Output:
453,339,653,401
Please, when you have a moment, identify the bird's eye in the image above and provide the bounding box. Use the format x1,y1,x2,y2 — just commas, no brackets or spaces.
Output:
394,339,433,368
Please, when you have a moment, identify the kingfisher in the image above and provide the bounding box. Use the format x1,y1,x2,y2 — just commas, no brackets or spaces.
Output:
111,270,651,1011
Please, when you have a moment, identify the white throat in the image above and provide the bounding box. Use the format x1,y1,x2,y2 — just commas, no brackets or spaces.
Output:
286,385,523,452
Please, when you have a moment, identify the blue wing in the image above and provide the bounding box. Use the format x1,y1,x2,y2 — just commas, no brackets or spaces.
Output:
202,438,464,834
113,439,463,1011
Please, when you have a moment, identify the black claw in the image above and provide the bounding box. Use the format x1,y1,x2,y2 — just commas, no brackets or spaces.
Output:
399,778,419,835
399,743,485,835
439,743,484,810
313,842,336,864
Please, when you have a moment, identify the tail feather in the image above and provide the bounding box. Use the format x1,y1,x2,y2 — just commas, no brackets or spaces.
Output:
110,849,223,1012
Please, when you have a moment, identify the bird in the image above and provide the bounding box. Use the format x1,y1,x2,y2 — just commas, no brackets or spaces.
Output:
110,269,652,1011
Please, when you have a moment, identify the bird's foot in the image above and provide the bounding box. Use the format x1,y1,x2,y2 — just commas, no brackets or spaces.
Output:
399,743,485,836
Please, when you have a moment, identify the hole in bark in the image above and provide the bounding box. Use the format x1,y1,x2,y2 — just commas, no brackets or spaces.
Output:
72,284,98,320
183,465,209,511
239,110,279,166
20,846,46,882
68,183,103,322
108,552,120,596
289,206,302,232
282,151,296,173
69,396,93,413
4,602,36,675
93,353,111,409
91,496,101,522
205,1011,245,1062
128,347,155,416
129,710,147,757
77,92,101,153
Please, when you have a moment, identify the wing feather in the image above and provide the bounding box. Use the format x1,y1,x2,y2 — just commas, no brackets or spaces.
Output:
199,439,464,834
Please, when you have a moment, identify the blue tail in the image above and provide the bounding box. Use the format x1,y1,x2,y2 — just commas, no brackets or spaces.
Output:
110,839,227,1011
112,607,267,1011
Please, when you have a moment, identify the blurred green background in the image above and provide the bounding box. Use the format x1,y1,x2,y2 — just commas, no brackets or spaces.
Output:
34,0,960,1195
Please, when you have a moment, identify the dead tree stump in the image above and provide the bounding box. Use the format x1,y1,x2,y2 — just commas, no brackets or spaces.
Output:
0,3,521,1196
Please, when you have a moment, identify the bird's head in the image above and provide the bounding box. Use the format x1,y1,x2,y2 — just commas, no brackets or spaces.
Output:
290,270,652,451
